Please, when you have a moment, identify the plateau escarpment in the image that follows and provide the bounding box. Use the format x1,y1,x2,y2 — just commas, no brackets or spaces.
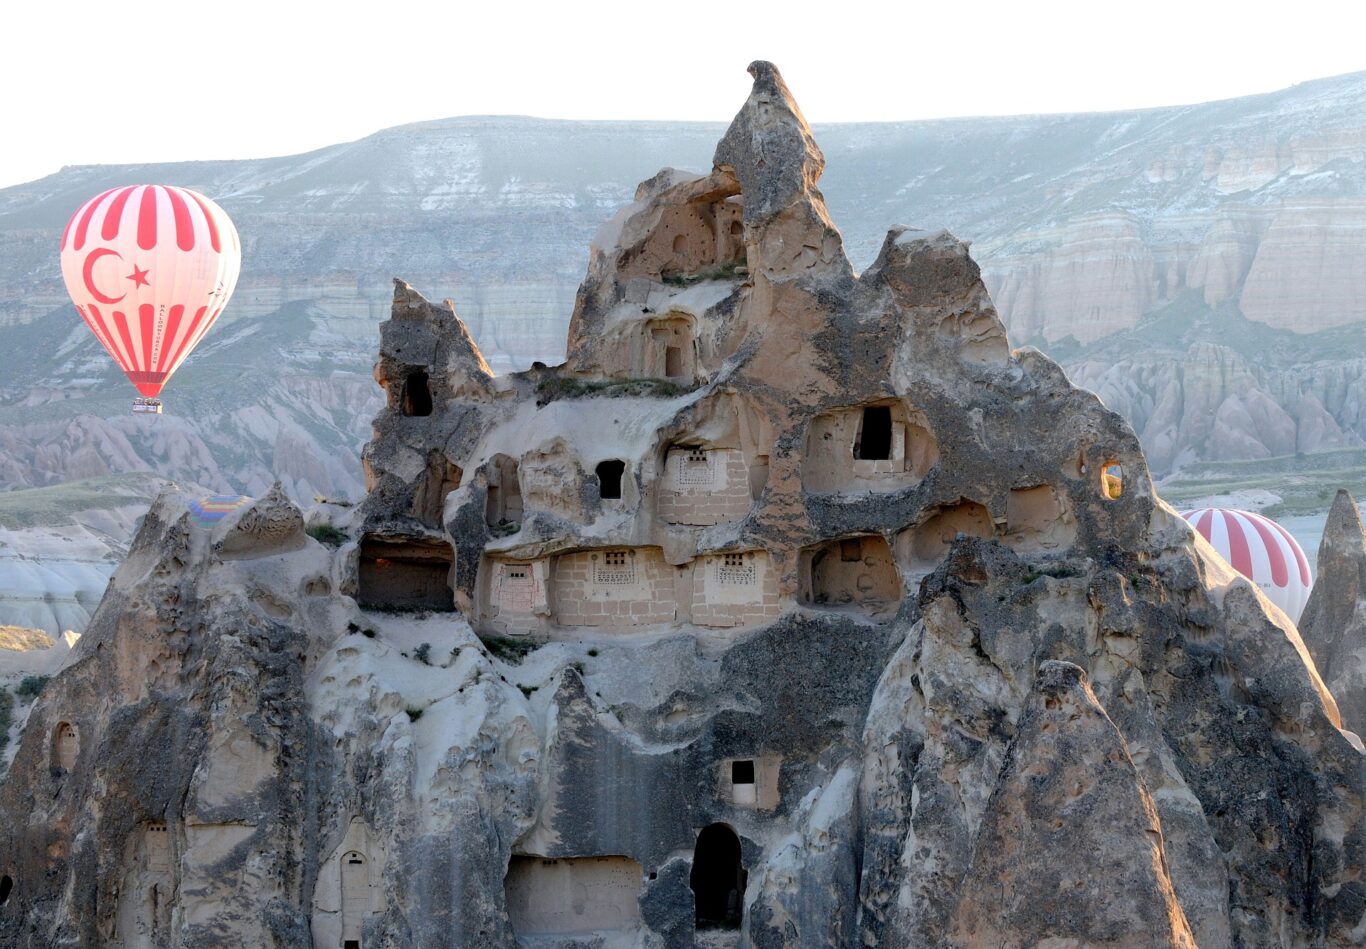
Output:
3,73,1366,510
0,64,1361,948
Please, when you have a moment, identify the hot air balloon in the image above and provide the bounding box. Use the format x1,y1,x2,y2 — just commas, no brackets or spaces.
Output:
1181,507,1314,623
188,494,254,527
59,185,241,413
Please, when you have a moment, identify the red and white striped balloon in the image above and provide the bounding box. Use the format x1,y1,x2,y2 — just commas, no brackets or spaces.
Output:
1181,508,1314,622
59,185,241,399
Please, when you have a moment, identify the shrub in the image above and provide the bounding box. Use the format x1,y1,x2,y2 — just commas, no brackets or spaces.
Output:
306,524,348,547
414,642,432,665
483,636,537,665
406,706,424,722
16,675,49,699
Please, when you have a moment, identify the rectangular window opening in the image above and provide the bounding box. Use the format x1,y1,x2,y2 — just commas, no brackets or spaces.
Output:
665,345,684,378
731,759,756,785
855,405,893,460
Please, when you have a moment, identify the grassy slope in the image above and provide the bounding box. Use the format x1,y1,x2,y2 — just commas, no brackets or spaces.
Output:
0,472,165,529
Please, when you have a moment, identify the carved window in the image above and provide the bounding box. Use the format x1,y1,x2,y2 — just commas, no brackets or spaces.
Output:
54,722,78,771
499,565,534,611
594,550,635,585
1101,461,1124,500
855,406,893,460
401,371,432,417
717,552,756,586
840,539,863,562
596,459,626,500
146,823,170,872
677,448,714,486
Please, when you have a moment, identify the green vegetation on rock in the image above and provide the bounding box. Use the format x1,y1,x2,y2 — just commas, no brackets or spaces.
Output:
16,675,49,699
482,635,537,665
306,524,348,547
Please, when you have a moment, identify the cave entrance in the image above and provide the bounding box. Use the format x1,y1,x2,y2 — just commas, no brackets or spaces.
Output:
596,459,626,500
800,534,901,616
0,874,12,906
357,535,455,612
690,823,745,929
401,371,432,417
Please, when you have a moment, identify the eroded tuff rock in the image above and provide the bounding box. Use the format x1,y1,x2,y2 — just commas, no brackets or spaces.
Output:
0,63,1362,948
1301,489,1366,736
949,660,1195,947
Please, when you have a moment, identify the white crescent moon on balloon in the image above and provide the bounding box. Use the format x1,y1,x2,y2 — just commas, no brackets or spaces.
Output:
82,248,126,304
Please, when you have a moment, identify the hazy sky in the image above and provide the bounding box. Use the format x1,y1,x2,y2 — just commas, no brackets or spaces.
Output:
3,0,1362,189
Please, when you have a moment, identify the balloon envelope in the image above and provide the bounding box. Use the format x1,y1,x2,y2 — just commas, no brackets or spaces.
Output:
59,185,241,398
1181,507,1313,622
188,495,254,526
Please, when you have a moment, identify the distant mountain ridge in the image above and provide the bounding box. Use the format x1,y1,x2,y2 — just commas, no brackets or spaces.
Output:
2,70,1365,503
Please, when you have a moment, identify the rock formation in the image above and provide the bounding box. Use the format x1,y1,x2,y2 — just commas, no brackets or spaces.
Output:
1300,488,1366,736
0,63,1361,948
4,73,1366,505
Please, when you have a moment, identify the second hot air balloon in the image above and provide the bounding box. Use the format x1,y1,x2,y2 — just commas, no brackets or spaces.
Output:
1181,507,1314,623
59,185,241,413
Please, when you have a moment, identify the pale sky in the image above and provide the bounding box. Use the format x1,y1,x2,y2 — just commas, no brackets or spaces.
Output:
3,0,1363,189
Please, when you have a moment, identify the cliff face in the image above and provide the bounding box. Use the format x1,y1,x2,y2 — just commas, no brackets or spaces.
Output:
1300,489,1366,736
0,63,1360,948
2,73,1366,505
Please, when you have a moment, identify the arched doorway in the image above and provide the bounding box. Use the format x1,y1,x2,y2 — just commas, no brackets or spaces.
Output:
690,823,746,929
53,722,78,771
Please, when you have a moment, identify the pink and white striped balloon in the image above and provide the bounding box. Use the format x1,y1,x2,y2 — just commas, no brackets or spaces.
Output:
1181,508,1314,622
58,185,241,399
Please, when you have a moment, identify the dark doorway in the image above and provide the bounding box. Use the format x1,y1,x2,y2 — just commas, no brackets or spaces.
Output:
401,371,432,417
690,823,746,929
596,460,626,500
0,874,12,906
855,405,892,460
344,942,359,949
357,535,455,611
